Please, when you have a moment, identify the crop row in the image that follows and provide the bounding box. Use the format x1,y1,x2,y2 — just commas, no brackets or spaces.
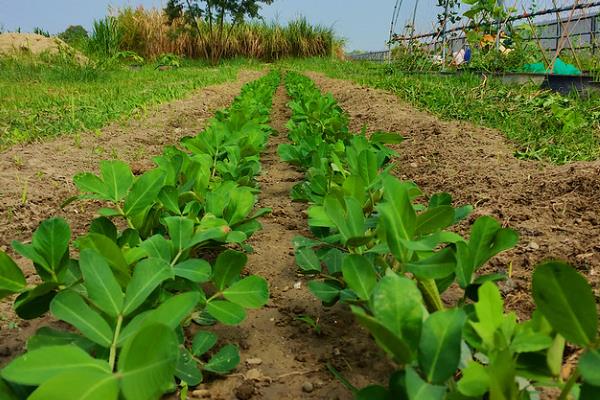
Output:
0,71,280,399
280,72,600,400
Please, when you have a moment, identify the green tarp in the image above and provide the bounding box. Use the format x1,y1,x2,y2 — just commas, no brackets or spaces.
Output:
522,57,582,75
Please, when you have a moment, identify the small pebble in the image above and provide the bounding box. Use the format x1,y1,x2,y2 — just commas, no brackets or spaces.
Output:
302,382,314,393
293,281,302,289
235,381,255,400
191,389,211,398
246,357,263,366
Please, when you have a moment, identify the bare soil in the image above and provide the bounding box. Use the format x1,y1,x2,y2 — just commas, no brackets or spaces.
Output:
305,71,600,316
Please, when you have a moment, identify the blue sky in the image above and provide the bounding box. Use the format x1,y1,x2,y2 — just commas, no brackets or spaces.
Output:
0,0,564,51
0,0,452,51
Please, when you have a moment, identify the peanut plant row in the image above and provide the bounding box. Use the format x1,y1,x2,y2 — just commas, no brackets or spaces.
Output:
0,71,280,400
279,71,600,400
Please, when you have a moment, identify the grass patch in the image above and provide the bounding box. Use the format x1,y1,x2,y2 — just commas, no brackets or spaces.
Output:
282,58,600,164
0,55,257,148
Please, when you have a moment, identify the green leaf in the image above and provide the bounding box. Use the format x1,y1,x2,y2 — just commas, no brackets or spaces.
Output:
371,273,423,350
472,219,519,268
140,234,172,262
174,259,211,283
0,251,26,298
1,345,109,385
206,300,246,325
415,206,455,235
192,331,218,356
579,349,600,386
470,282,504,349
176,348,202,386
77,233,130,286
79,249,123,318
378,177,416,261
0,379,18,400
341,254,377,300
509,331,552,353
32,217,71,272
295,247,322,273
73,173,108,199
118,324,178,400
308,281,341,303
164,216,194,253
457,361,489,397
405,247,456,280
14,282,58,319
100,160,133,202
29,370,118,400
307,205,335,228
50,291,113,347
418,308,466,384
371,131,404,144
405,367,445,400
123,258,173,316
158,186,181,215
356,385,391,400
142,292,200,330
532,261,598,346
212,250,247,291
123,169,165,217
223,276,269,309
89,217,118,242
27,327,95,352
352,306,413,364
204,344,240,374
357,149,378,185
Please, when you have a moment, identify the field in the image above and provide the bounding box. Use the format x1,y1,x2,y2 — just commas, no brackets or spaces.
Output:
1,17,600,400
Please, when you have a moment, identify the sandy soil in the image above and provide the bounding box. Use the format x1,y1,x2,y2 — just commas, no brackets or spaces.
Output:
0,33,86,61
305,71,600,316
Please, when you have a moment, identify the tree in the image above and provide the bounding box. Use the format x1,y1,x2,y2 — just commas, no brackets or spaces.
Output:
59,25,89,47
164,0,274,63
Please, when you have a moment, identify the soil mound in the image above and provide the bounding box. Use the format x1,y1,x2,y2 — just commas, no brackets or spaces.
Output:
0,33,87,61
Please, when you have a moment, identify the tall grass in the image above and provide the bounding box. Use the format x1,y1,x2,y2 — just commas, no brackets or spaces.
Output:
87,16,123,57
111,6,342,61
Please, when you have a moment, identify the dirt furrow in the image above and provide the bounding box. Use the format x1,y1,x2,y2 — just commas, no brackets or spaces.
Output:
203,84,389,400
305,71,600,316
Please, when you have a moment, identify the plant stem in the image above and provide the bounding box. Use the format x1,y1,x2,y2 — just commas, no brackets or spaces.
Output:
558,370,580,400
109,315,123,371
115,205,134,229
417,279,445,312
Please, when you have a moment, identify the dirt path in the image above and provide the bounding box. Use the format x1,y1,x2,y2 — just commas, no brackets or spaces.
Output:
305,71,600,316
202,85,390,400
0,70,263,364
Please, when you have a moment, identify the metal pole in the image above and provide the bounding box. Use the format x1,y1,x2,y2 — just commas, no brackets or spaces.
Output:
388,0,401,63
441,0,450,65
592,14,597,55
409,0,420,52
495,0,505,50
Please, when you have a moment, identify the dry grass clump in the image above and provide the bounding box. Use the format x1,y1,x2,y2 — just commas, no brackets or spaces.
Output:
109,6,342,61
